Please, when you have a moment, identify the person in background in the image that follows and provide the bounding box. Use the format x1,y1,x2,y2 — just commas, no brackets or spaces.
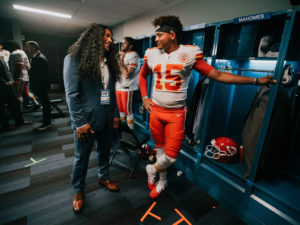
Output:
6,40,30,107
139,15,276,199
24,41,52,131
116,37,140,129
63,23,121,214
0,56,28,130
0,41,10,68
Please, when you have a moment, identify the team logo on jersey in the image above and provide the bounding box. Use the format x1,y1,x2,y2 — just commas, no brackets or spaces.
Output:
178,52,189,63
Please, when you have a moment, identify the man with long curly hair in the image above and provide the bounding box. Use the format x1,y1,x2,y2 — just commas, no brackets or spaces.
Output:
139,15,276,199
64,24,121,214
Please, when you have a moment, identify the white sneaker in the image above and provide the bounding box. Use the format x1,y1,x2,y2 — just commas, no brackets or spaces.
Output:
146,164,157,190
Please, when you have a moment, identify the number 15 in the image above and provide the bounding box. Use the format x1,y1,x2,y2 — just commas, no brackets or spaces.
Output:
154,64,183,91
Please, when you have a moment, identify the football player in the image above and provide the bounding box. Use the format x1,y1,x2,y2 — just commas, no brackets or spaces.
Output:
7,40,30,106
116,37,140,129
139,15,276,199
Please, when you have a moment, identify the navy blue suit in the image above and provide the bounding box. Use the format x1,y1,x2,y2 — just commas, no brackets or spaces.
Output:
29,52,51,124
63,54,119,193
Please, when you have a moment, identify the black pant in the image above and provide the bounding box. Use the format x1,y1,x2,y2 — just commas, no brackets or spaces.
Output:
33,88,51,124
0,85,23,127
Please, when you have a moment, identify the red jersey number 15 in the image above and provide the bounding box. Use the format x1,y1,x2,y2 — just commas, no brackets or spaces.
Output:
154,64,183,91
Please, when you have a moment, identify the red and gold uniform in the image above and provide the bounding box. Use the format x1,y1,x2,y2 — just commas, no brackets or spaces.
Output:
116,51,139,127
139,45,213,159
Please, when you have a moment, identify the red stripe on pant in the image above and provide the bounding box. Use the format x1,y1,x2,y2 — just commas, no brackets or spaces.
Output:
116,90,133,115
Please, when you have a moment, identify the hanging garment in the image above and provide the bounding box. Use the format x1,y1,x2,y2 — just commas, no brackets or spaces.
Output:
185,78,205,143
259,65,300,177
259,85,294,174
185,78,209,145
193,78,209,144
242,86,270,178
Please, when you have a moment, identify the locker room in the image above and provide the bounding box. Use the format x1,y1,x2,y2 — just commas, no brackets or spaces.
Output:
0,0,299,224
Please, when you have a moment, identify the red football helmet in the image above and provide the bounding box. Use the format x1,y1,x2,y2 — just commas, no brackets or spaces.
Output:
205,137,239,163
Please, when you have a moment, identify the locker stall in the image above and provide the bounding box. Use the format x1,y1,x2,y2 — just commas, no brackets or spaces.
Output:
245,9,300,225
134,35,149,61
172,9,300,225
181,24,215,148
204,11,288,162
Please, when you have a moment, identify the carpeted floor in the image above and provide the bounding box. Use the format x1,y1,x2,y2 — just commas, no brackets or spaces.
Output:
0,96,247,225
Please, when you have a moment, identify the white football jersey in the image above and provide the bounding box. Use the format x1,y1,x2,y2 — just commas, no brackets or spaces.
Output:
116,51,140,91
144,44,204,108
9,49,30,81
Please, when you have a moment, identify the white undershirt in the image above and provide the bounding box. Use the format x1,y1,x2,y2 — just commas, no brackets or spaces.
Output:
100,57,109,89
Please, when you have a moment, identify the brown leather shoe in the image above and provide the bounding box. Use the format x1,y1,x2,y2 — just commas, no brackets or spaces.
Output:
98,178,120,192
72,193,84,214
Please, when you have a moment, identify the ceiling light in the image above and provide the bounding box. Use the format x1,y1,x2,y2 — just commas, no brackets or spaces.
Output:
13,4,72,19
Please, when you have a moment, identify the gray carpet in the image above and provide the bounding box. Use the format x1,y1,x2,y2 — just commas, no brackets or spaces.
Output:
0,95,247,225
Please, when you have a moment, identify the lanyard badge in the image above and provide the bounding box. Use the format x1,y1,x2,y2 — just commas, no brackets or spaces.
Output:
100,89,110,105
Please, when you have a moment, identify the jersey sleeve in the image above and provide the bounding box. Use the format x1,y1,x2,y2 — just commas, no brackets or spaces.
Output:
191,45,204,61
193,59,214,76
191,46,213,76
125,52,139,68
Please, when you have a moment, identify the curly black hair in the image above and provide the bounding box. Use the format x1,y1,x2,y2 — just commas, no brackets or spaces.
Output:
67,23,120,83
152,15,183,44
123,37,135,51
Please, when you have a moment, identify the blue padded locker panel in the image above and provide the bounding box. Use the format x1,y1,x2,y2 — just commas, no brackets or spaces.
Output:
236,24,258,58
221,24,240,59
192,30,205,48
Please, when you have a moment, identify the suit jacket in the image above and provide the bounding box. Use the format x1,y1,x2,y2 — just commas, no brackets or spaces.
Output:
28,52,49,91
63,54,119,131
0,56,13,89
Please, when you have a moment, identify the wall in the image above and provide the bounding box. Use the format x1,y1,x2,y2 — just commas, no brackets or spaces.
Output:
0,18,21,48
24,32,76,90
112,0,294,42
